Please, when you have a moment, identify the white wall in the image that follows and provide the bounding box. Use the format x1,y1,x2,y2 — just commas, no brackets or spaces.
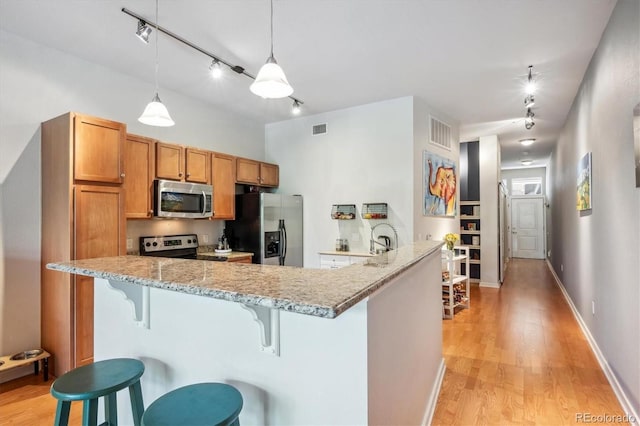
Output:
479,135,500,287
548,0,639,415
0,30,264,376
265,97,415,268
413,97,461,243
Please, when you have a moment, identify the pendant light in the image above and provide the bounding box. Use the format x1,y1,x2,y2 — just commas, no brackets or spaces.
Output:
139,0,174,127
250,0,293,99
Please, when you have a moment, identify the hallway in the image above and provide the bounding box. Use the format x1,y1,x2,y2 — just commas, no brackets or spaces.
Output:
432,258,626,425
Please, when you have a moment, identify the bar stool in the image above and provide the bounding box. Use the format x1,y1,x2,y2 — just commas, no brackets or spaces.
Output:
50,358,145,426
141,382,243,426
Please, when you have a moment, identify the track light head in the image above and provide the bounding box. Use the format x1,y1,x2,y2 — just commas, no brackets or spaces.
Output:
524,95,535,108
525,65,536,95
291,100,301,115
136,20,152,44
209,59,222,79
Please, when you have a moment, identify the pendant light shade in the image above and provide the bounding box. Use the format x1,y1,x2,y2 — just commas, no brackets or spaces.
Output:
138,0,174,127
251,0,293,99
250,55,293,99
139,93,175,127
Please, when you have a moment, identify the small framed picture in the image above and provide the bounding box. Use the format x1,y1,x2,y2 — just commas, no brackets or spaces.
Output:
467,223,476,231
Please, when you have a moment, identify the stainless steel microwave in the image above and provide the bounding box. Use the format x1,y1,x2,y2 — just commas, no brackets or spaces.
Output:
154,179,213,218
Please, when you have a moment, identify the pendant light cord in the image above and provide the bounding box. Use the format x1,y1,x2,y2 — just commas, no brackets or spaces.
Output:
270,0,274,57
154,0,159,94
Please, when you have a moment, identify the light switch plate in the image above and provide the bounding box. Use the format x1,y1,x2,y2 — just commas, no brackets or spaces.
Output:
126,239,133,250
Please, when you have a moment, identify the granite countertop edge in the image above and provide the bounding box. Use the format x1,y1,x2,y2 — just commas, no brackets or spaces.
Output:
46,241,443,319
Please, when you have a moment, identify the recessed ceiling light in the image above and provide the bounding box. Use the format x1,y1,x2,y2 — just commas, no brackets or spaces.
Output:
520,138,536,146
521,159,534,166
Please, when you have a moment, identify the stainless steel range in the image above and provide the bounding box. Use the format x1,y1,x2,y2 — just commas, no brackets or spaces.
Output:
140,234,200,259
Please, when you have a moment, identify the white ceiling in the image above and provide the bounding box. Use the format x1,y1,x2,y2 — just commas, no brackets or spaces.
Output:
0,0,616,168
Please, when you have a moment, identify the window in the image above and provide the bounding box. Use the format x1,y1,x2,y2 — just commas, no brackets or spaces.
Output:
512,177,542,195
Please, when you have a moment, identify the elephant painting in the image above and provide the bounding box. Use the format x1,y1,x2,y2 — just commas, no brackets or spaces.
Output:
423,151,457,216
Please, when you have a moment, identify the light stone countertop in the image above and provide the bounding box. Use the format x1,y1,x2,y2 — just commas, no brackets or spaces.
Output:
47,240,443,319
318,250,375,257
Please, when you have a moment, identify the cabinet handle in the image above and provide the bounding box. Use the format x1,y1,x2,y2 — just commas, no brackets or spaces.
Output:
120,173,125,178
179,172,183,177
186,173,191,177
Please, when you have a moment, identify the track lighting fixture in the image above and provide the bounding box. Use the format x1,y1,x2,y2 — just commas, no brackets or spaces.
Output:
122,5,304,114
525,65,536,95
524,108,535,130
209,59,223,79
250,0,294,98
136,20,152,44
291,100,302,115
138,0,174,127
519,138,536,146
524,94,535,108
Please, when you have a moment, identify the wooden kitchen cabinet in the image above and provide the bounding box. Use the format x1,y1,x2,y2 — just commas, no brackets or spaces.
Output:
74,184,126,366
236,157,279,187
260,162,279,187
185,148,210,183
125,134,155,218
211,152,236,219
74,114,125,184
156,142,184,181
156,143,210,184
41,112,126,376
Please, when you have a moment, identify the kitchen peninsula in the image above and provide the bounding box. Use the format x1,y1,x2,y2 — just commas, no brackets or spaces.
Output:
47,240,445,425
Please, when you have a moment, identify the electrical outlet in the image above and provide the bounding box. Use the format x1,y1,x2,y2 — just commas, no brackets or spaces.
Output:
201,234,209,244
561,264,564,272
126,239,133,250
592,300,595,315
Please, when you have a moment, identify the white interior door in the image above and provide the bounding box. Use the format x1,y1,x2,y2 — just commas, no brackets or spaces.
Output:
511,196,545,259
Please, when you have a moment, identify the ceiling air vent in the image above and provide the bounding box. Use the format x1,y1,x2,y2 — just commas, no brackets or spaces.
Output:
312,123,327,135
430,116,452,150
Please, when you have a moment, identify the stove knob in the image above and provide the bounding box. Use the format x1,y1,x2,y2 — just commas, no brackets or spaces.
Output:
152,242,158,247
193,237,197,243
145,242,151,247
187,239,191,244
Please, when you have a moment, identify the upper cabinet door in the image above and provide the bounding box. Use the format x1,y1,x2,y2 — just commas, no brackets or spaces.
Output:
125,134,155,219
74,114,125,184
260,162,279,187
156,142,184,181
212,153,235,219
185,148,210,184
236,158,260,185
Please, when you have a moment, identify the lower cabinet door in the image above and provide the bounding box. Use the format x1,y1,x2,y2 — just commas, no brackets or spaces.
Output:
74,185,125,367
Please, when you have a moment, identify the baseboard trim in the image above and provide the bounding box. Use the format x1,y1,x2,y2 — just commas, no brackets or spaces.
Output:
422,357,446,426
546,260,639,423
479,281,500,288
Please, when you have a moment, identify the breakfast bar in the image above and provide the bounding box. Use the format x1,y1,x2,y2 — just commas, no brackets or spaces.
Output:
47,240,445,425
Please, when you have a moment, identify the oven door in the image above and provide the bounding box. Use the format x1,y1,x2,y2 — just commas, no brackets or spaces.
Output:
154,179,213,218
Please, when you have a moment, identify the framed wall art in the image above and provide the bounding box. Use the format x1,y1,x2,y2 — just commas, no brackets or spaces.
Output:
577,152,592,211
423,150,457,217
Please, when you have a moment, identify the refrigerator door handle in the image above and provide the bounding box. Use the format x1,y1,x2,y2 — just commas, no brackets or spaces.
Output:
278,219,287,266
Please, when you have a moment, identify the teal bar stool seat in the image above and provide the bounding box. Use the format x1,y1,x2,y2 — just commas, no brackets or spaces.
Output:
50,358,145,426
141,383,243,426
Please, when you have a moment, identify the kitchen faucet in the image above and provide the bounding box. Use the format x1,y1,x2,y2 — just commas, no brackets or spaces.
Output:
370,223,398,254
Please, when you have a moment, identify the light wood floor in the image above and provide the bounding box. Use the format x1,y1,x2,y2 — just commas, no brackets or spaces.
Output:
432,258,625,425
0,259,626,425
